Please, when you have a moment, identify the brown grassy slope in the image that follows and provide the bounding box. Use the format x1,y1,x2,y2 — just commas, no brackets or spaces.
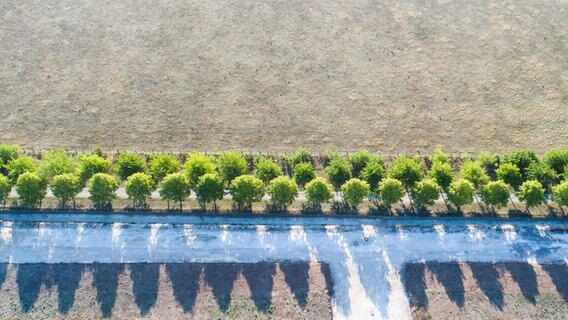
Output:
0,0,567,153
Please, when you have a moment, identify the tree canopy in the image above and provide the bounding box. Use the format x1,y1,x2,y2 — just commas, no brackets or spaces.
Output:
305,177,333,206
229,175,265,211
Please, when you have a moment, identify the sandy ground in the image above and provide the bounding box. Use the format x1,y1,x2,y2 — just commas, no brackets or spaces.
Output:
0,262,332,319
1,0,567,153
0,214,567,319
403,261,568,320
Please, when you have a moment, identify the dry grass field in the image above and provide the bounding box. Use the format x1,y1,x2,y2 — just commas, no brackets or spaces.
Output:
1,0,567,153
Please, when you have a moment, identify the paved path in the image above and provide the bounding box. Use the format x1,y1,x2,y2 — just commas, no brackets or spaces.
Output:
0,213,566,319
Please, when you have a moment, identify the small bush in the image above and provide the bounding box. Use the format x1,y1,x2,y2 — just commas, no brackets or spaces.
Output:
114,152,145,181
148,154,179,184
526,161,557,190
255,157,283,184
7,156,37,185
481,180,510,211
267,176,298,211
503,150,539,178
378,178,405,211
552,181,568,211
0,145,19,175
543,149,568,175
324,158,351,191
387,156,423,189
89,173,119,210
16,172,47,208
349,149,371,177
184,153,216,187
447,179,475,210
229,175,265,212
496,163,522,190
517,180,545,210
459,161,489,190
427,161,454,192
195,173,224,211
305,177,333,207
51,173,82,209
0,174,11,207
218,151,248,186
289,147,313,166
341,178,370,208
411,179,440,207
360,158,386,192
293,163,316,189
77,154,110,184
430,149,449,164
38,150,76,181
160,172,191,211
125,172,154,208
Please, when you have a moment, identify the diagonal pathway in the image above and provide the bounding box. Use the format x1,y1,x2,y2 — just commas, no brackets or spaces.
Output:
0,214,566,319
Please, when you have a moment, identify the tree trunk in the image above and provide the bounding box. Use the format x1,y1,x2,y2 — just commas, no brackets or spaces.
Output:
179,200,183,212
474,194,484,214
509,194,518,211
405,186,416,215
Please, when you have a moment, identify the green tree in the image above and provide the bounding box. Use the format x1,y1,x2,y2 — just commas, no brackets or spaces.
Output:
195,173,225,212
229,175,265,212
460,161,490,210
481,180,510,212
0,144,19,175
160,172,191,211
0,174,11,208
267,176,298,211
526,161,557,190
148,154,180,184
290,147,313,166
360,158,386,192
341,178,370,209
544,149,568,176
293,163,316,189
114,152,145,181
218,151,248,186
324,158,352,191
496,163,522,190
427,161,454,204
16,172,47,208
38,150,76,182
552,181,568,214
89,173,119,210
349,149,371,177
184,153,216,187
7,156,37,184
378,178,405,213
477,151,499,173
387,156,423,189
77,154,110,184
430,149,449,164
125,172,154,208
447,179,475,211
503,150,539,178
305,177,333,207
255,157,283,184
411,179,440,208
517,180,545,213
51,173,82,209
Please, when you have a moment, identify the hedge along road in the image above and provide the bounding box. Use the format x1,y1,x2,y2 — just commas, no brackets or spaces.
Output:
0,213,567,320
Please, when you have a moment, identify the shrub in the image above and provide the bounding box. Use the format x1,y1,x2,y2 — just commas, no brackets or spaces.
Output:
427,161,454,192
526,161,557,190
77,154,110,184
552,181,568,212
7,156,37,185
184,153,216,187
125,173,154,208
38,150,75,182
160,172,190,211
267,176,298,211
430,149,449,164
378,178,405,210
477,151,499,172
341,178,370,208
0,144,19,175
51,173,82,209
503,150,539,178
360,158,386,192
0,174,11,207
195,173,224,211
293,163,316,188
387,156,423,190
481,180,510,211
255,157,283,184
89,173,119,210
496,163,522,190
459,161,489,190
349,149,371,177
114,152,145,181
16,172,47,208
324,158,352,191
447,179,475,210
148,154,179,184
305,177,333,207
290,147,313,166
218,151,248,186
543,149,568,175
411,179,440,207
517,180,545,210
229,175,265,212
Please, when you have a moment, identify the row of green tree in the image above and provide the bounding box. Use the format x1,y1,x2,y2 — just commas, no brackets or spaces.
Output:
0,145,567,214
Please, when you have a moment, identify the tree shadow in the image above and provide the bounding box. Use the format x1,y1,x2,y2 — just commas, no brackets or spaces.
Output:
468,263,504,310
330,202,358,215
300,204,324,215
401,263,429,309
280,262,310,309
91,263,125,318
320,263,333,297
50,263,85,314
17,264,49,312
130,263,160,316
427,261,465,308
0,263,7,289
507,209,531,218
542,264,568,302
204,263,241,311
165,263,202,314
241,262,276,312
505,262,539,304
367,204,391,216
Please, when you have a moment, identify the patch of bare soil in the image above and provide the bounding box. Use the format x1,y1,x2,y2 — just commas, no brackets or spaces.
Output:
402,261,568,320
0,262,333,319
1,0,567,153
